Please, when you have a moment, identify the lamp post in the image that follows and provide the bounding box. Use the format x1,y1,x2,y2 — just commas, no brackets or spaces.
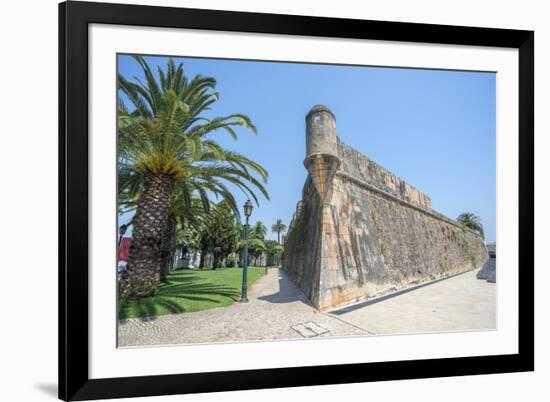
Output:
240,200,253,303
118,224,127,248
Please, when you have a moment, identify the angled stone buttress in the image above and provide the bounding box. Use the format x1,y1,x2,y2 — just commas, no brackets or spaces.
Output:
283,105,489,311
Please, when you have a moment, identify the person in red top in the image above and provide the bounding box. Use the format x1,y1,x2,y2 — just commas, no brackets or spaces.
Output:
118,237,131,262
117,237,132,282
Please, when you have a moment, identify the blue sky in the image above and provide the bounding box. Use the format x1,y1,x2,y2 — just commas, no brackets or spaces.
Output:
118,54,496,242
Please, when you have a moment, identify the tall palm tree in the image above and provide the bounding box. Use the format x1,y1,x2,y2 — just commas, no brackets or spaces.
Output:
117,56,269,298
271,219,287,244
456,212,484,238
119,166,266,280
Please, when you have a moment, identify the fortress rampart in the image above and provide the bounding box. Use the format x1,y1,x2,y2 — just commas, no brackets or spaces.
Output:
337,138,432,209
283,105,488,311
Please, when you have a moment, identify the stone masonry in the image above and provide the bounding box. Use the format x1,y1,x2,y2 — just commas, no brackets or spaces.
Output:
283,105,488,311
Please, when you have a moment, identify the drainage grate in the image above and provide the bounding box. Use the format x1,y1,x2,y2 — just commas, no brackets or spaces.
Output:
291,322,330,338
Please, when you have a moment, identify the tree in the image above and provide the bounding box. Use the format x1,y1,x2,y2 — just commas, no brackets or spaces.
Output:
247,238,267,267
161,195,209,279
199,202,240,269
159,213,177,281
265,240,284,266
120,178,233,278
456,212,484,238
175,222,201,259
237,221,267,267
251,221,267,240
271,219,287,244
117,56,269,298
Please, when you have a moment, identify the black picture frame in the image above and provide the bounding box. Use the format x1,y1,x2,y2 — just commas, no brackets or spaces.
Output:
59,1,534,400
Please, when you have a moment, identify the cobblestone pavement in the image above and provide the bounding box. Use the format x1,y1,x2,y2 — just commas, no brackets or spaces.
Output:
118,269,368,347
118,268,496,347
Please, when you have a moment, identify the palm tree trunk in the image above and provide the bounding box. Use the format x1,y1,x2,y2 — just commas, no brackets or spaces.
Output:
168,245,176,271
277,231,280,244
120,173,174,298
212,253,220,270
199,246,208,268
160,214,177,281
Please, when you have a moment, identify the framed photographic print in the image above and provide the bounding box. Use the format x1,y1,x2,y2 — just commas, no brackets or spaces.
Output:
59,1,534,400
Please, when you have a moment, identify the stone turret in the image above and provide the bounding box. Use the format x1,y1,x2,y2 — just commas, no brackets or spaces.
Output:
304,105,341,203
284,105,488,311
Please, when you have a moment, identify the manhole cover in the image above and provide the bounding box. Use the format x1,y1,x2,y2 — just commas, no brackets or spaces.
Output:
291,322,330,338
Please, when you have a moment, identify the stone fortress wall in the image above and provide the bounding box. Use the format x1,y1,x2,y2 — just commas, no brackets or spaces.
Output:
337,138,432,210
283,105,488,311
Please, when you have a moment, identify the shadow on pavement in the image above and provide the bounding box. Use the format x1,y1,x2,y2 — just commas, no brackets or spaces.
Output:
330,269,474,315
257,270,312,306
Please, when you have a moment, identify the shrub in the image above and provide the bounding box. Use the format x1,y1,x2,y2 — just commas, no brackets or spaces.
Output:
225,255,237,268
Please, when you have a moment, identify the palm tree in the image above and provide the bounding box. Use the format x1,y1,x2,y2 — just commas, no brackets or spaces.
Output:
120,171,263,279
117,56,269,298
160,194,210,280
239,238,267,267
265,239,284,266
456,212,484,238
174,220,202,264
237,221,267,266
251,221,267,240
271,219,287,244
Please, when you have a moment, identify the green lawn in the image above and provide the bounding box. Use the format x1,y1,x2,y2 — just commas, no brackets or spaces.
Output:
118,267,266,320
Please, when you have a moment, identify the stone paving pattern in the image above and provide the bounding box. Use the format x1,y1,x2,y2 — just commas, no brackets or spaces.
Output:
118,269,367,347
118,267,495,347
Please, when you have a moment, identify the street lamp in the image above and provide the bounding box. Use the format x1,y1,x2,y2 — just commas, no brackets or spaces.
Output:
240,200,253,303
118,224,127,248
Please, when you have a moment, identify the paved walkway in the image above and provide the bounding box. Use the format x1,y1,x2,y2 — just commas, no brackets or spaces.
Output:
118,268,496,347
331,268,496,335
118,269,367,347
